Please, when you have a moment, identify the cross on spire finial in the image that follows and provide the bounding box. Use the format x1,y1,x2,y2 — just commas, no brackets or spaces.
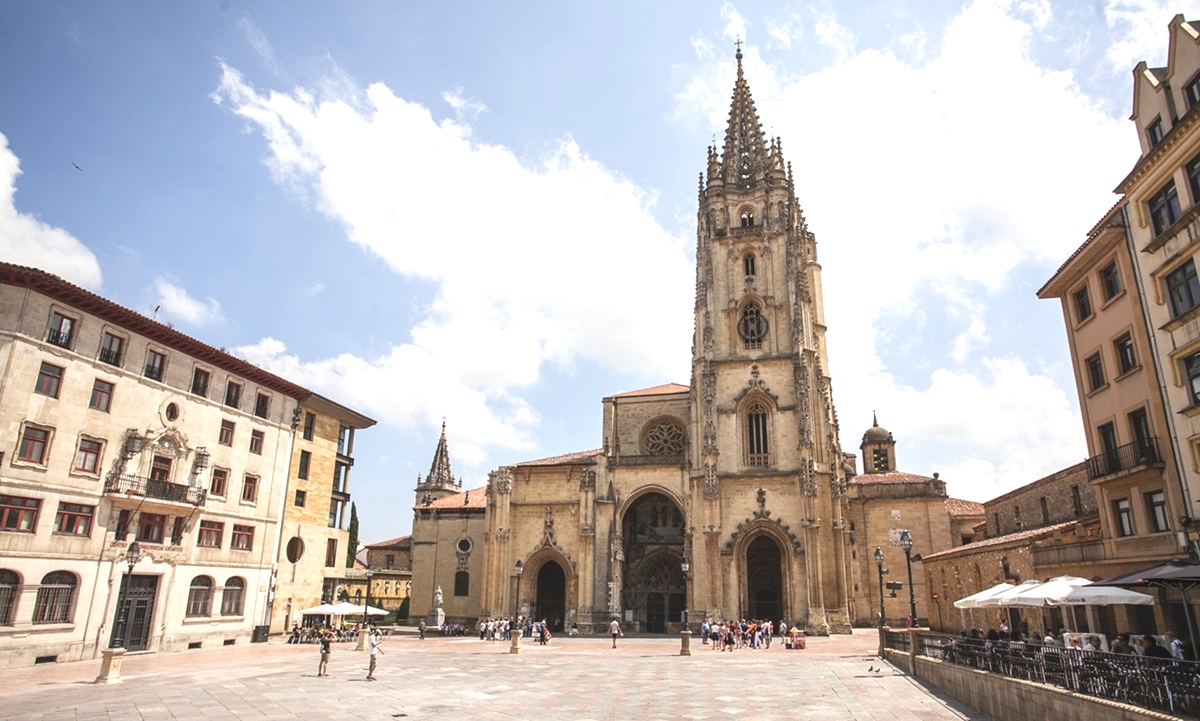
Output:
735,37,743,60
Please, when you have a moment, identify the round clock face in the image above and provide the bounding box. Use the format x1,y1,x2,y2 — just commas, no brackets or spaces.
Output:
738,310,768,342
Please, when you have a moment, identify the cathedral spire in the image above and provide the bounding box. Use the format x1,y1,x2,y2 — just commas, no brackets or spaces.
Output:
416,420,459,500
721,42,769,191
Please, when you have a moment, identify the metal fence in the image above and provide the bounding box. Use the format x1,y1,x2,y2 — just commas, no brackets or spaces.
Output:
901,632,1200,718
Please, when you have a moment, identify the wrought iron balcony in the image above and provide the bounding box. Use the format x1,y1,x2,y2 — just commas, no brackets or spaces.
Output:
98,347,122,366
45,328,72,348
105,474,207,506
144,363,164,381
1085,438,1164,480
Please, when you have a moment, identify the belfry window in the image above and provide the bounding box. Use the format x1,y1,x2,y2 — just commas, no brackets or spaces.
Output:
738,303,767,350
745,401,770,466
741,211,754,227
744,254,756,277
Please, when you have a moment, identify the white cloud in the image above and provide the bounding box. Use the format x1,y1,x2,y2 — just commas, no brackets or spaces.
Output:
678,0,1130,497
0,132,101,289
213,63,694,459
721,1,748,43
814,11,856,64
152,276,223,326
238,17,281,74
1105,0,1200,71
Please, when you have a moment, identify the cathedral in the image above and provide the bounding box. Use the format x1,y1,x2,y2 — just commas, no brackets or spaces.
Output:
408,51,980,635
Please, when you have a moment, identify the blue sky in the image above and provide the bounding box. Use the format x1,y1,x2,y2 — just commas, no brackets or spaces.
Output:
3,0,1195,545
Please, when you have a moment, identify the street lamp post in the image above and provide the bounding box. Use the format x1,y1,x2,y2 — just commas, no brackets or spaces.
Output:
510,560,524,654
874,547,885,628
355,565,375,652
679,557,691,657
900,530,917,627
95,541,141,684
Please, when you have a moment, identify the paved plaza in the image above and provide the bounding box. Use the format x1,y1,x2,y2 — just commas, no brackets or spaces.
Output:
0,629,989,721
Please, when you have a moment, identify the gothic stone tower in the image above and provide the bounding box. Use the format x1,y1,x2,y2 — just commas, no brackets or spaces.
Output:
690,48,852,633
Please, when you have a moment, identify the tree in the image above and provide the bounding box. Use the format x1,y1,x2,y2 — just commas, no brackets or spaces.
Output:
346,502,359,568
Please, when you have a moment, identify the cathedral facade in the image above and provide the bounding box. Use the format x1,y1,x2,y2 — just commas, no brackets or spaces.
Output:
409,53,976,634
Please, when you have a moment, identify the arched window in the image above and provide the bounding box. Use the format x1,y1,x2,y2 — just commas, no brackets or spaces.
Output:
743,253,756,277
745,400,770,467
0,570,19,626
740,210,754,227
454,571,470,597
186,575,213,617
220,577,244,616
738,303,767,350
33,571,76,625
643,419,686,456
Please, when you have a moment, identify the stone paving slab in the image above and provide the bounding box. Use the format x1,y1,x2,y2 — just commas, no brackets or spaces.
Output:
0,630,988,721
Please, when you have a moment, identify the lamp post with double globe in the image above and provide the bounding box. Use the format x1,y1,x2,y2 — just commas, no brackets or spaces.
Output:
679,556,692,657
874,546,885,628
510,560,524,654
900,530,917,626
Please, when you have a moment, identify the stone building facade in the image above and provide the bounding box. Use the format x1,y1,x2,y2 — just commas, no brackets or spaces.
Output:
0,262,369,667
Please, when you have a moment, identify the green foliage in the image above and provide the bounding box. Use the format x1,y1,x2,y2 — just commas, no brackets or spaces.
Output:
346,502,359,568
398,596,410,620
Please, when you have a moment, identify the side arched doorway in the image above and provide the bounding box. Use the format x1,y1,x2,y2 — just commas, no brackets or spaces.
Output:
535,561,566,632
746,535,784,621
621,492,685,633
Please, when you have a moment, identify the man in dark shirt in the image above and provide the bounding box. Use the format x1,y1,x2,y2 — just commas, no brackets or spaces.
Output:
318,629,333,676
1141,635,1173,660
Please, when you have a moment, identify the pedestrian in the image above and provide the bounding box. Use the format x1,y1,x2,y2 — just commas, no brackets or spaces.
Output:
418,619,426,640
366,627,384,680
1166,632,1186,660
609,617,623,648
318,630,332,676
289,622,301,644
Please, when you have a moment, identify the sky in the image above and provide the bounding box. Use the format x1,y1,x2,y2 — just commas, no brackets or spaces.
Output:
2,0,1196,546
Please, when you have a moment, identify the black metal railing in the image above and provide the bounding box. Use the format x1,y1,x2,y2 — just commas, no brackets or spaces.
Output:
45,328,72,348
884,630,910,653
144,363,164,381
1085,438,1163,480
916,633,1200,718
98,347,122,366
105,474,206,506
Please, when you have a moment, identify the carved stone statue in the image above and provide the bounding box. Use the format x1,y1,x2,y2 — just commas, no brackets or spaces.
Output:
434,586,443,608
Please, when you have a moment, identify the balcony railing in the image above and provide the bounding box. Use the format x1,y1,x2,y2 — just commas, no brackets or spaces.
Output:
98,347,122,366
610,454,686,467
45,328,72,349
1085,438,1163,480
144,363,164,382
105,474,207,506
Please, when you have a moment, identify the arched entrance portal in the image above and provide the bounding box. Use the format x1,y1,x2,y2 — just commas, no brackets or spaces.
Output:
535,562,566,632
621,492,685,633
746,535,784,621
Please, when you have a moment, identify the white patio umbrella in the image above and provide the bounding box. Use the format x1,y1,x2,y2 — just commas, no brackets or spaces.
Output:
1046,584,1154,606
329,601,388,616
999,576,1089,607
953,582,1015,609
299,603,338,615
977,579,1043,606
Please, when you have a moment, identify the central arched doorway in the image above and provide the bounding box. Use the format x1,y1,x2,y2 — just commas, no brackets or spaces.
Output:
535,561,566,632
621,491,685,633
746,535,783,621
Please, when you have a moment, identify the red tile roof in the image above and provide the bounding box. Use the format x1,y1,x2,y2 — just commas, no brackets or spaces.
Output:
421,486,487,510
364,535,411,549
922,517,1096,562
517,449,603,466
607,383,689,398
851,471,934,484
945,498,985,517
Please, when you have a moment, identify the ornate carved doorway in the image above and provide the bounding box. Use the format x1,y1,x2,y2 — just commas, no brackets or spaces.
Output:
622,492,685,632
535,561,566,632
110,574,158,651
746,535,783,621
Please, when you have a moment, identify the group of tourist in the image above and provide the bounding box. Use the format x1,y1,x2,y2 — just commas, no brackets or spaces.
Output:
287,622,371,645
700,619,790,651
954,616,1190,661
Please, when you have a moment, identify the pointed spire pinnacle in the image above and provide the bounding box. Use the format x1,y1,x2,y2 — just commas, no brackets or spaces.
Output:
873,410,878,427
425,421,455,490
721,41,768,191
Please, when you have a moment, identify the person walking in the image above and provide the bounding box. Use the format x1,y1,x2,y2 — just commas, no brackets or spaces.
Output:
418,619,426,640
366,627,384,680
317,629,332,677
609,617,623,648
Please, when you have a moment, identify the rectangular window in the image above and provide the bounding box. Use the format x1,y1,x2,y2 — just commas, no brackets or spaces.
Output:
144,349,166,382
115,509,131,540
1167,259,1200,318
1188,153,1200,206
1188,75,1200,109
99,332,124,366
303,412,316,441
35,362,64,398
46,311,75,349
219,420,234,446
1150,180,1183,236
137,513,166,543
454,571,469,597
241,475,258,504
1115,333,1136,375
254,393,270,419
0,495,40,532
249,430,264,455
17,425,50,464
224,380,242,409
210,467,228,497
386,554,395,569
1146,491,1170,533
231,524,254,551
1147,116,1166,148
1039,496,1050,525
1101,262,1122,301
294,490,306,507
298,450,311,480
337,426,349,456
1114,498,1134,537
54,502,93,536
745,404,769,466
197,520,224,548
89,379,113,412
170,516,183,546
73,438,102,474
149,455,172,483
1085,353,1105,392
1187,352,1200,406
325,538,338,567
1073,286,1093,323
191,367,210,397
1071,485,1082,516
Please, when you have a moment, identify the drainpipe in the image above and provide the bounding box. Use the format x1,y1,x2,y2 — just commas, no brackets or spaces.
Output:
1122,206,1198,558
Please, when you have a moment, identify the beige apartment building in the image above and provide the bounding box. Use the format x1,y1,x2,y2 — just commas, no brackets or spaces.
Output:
0,262,369,667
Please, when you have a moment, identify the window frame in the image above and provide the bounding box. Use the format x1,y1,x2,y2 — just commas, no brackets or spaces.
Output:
17,424,52,465
72,437,103,475
303,412,316,441
1114,333,1137,375
98,331,125,367
0,495,40,532
254,392,270,419
209,467,229,497
454,570,470,597
144,349,167,382
1146,491,1170,533
186,576,213,617
197,520,224,548
224,380,242,409
1166,259,1200,319
89,378,114,412
744,399,771,467
191,367,211,397
46,311,76,349
249,429,264,455
298,450,311,480
738,302,767,350
1073,286,1093,324
35,362,64,398
294,490,306,507
53,502,94,536
1147,116,1166,148
0,569,18,626
32,571,76,625
1100,262,1122,301
231,524,254,551
325,538,338,568
1149,180,1183,236
220,577,245,616
1085,352,1106,392
241,475,259,504
218,419,235,446
137,513,166,543
1114,498,1135,537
